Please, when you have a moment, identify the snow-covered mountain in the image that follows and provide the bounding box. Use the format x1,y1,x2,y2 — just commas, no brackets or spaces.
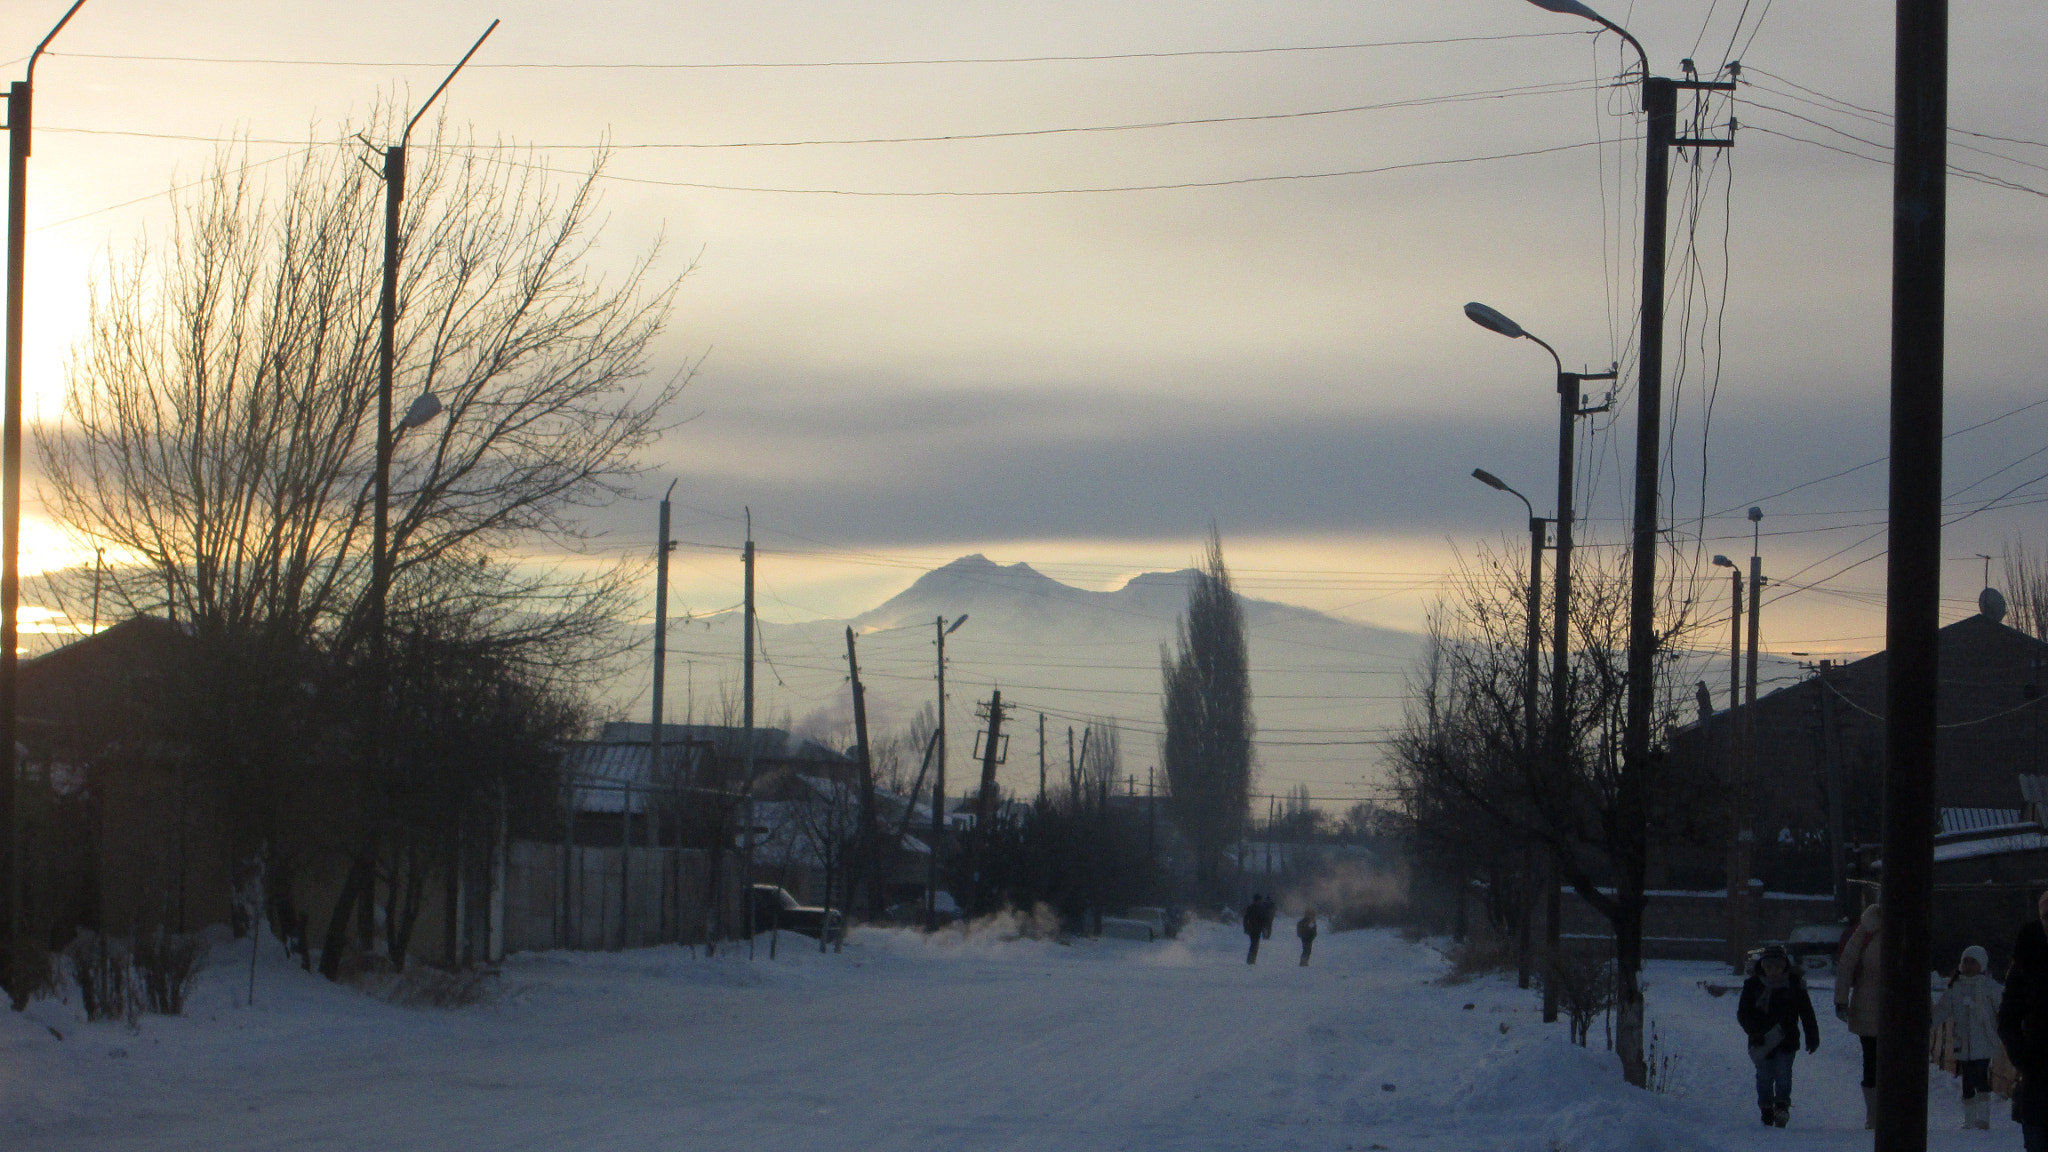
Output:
705,555,1423,808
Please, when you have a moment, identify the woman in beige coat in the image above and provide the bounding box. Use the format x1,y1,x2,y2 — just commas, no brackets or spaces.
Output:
1835,903,1883,1129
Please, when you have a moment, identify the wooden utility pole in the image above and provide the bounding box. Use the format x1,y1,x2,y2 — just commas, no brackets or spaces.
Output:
1878,0,1947,1144
846,627,877,919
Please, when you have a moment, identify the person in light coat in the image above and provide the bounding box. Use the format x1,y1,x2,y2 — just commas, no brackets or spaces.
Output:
1932,944,2005,1129
1835,903,1883,1129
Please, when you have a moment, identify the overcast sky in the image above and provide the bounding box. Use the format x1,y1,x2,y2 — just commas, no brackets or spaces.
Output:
7,0,2048,679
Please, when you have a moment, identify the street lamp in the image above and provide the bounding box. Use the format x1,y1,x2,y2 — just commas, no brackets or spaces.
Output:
3,0,90,1009
1472,468,1549,991
1471,469,1545,760
1711,553,1744,969
1465,301,1613,1024
930,613,967,930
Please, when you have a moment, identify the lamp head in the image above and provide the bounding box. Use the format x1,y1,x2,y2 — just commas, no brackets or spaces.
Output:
1748,506,1763,523
1463,302,1526,340
1471,468,1508,491
946,614,969,634
1523,0,1604,19
1712,555,1735,568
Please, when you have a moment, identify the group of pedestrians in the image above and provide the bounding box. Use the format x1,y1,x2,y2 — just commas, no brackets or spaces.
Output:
1735,892,2048,1142
1240,894,1316,966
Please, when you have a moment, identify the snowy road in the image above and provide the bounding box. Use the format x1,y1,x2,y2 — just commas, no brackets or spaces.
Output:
0,920,2018,1150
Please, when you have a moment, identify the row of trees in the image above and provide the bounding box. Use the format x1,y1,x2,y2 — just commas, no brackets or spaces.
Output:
3,113,685,1002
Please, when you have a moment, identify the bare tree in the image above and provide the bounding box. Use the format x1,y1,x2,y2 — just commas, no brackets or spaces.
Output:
35,114,689,979
1390,542,1715,1080
1160,531,1255,904
2003,539,2048,639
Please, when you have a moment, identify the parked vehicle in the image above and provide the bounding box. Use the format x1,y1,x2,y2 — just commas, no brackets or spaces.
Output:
884,890,962,927
750,885,844,941
1785,922,1847,973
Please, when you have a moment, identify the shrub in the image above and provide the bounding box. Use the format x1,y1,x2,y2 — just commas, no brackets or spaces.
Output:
132,930,208,1015
65,932,139,1024
1539,948,1617,1046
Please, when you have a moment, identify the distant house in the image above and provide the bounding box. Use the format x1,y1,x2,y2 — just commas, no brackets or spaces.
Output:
14,616,219,939
1669,598,2048,966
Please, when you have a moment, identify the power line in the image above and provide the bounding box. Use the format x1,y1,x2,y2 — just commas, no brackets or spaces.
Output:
481,137,1619,197
40,32,1592,72
45,79,1599,151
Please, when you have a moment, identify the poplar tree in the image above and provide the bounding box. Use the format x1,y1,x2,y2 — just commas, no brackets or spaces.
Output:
1160,531,1254,904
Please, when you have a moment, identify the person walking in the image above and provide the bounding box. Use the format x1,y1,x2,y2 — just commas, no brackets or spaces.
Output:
1297,907,1319,967
1738,944,1821,1127
1933,944,2004,1130
1244,895,1267,964
1835,903,1883,1129
1999,891,2048,1150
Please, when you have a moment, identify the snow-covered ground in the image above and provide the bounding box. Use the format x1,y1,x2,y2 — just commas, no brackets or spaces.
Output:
0,920,2007,1150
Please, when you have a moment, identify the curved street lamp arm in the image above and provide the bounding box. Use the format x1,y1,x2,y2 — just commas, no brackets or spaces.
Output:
1586,14,1649,81
402,18,500,146
1521,331,1565,379
25,0,90,86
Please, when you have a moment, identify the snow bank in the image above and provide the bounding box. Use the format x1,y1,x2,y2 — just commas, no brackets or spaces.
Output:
1452,1032,1731,1152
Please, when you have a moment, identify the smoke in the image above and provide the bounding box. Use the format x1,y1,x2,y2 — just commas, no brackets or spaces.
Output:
932,903,1063,944
1281,858,1410,930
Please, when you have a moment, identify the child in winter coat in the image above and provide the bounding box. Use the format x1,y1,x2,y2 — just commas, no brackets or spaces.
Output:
1738,944,1822,1128
1297,908,1318,966
1932,944,2005,1130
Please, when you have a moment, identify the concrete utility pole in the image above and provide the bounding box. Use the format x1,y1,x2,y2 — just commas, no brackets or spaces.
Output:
1713,553,1744,970
741,512,756,956
928,614,964,930
2,0,89,1010
1878,0,1947,1145
1733,513,1765,965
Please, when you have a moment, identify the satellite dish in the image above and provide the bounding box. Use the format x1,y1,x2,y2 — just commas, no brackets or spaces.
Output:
1981,586,2009,624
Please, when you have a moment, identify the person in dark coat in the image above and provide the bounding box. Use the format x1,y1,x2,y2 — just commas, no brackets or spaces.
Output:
1998,890,2048,1150
1737,943,1821,1128
1296,908,1319,966
1244,895,1267,964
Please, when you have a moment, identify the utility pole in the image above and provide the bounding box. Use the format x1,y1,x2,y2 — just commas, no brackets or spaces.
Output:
1546,365,1613,1027
1878,0,1947,1144
1067,727,1077,802
845,627,876,921
1147,766,1156,865
1037,713,1047,803
928,614,964,930
2,0,89,1009
1715,554,1743,971
741,511,756,957
972,690,1007,911
1577,18,1733,1082
650,482,674,941
1817,661,1849,920
1732,512,1765,966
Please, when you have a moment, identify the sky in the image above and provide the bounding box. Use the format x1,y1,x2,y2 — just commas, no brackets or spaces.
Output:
6,1,2048,747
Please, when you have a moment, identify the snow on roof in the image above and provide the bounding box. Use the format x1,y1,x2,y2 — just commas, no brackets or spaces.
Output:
1935,831,2048,864
1941,807,2027,836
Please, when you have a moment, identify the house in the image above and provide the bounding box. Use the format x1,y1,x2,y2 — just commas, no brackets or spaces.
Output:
1669,594,2048,965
